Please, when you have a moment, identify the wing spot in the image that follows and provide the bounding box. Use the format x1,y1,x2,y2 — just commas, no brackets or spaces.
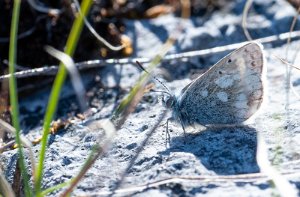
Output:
200,90,208,97
215,75,234,88
217,92,228,102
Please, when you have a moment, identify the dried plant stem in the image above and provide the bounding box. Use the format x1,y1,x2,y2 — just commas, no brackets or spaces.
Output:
59,119,116,197
242,0,253,41
0,169,15,197
86,169,300,196
256,133,298,197
109,110,167,196
3,30,300,81
73,0,124,51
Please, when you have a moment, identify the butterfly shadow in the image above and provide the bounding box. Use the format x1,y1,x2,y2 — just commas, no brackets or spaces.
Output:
164,125,259,175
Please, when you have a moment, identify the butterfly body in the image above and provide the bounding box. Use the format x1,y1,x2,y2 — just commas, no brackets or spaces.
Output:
164,42,265,127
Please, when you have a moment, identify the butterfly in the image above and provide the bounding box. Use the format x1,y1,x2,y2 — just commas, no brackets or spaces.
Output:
161,42,265,133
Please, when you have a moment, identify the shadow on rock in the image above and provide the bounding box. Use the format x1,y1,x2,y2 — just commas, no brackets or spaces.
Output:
168,126,259,175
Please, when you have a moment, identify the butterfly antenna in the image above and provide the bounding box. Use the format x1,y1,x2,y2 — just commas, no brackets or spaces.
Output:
136,61,172,93
149,89,172,97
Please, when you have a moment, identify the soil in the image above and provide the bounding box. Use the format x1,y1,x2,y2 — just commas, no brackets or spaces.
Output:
1,0,300,196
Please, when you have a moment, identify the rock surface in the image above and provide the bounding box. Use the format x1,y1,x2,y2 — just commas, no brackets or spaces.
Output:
2,0,300,196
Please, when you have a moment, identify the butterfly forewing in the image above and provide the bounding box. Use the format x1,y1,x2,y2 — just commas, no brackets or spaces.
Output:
177,42,264,125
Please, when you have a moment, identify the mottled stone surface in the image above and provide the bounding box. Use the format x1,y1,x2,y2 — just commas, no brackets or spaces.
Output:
1,0,300,196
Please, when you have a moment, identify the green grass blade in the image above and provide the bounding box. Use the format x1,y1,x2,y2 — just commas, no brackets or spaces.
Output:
9,0,32,196
112,37,176,128
40,180,71,196
34,0,93,195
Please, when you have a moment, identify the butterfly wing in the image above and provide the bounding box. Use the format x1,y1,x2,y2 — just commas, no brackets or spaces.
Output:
177,42,265,125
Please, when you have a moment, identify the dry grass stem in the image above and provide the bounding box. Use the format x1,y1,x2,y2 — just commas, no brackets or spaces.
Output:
242,0,253,41
3,30,300,81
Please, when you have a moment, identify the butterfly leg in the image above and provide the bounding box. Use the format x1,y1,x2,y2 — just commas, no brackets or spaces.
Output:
179,117,187,144
165,118,171,147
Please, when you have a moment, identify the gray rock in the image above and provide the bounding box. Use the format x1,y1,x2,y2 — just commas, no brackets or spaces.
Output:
1,0,300,196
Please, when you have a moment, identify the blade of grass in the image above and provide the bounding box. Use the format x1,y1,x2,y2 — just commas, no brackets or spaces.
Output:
27,0,60,15
60,83,153,196
109,110,167,196
242,0,253,41
256,133,298,197
53,1,184,195
111,36,176,129
0,170,15,197
0,119,36,179
73,0,124,51
60,119,116,197
59,26,178,197
109,1,189,193
40,180,71,196
285,6,300,59
34,0,93,195
44,46,87,111
109,1,189,194
9,0,32,196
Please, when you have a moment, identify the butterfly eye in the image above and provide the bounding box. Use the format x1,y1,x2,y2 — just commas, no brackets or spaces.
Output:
227,59,232,63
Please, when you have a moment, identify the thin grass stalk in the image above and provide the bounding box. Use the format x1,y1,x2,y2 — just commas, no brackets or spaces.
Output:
0,170,15,197
112,37,176,128
34,0,93,195
9,0,32,196
109,110,167,196
59,119,116,197
285,6,300,58
44,46,87,111
0,119,36,179
242,0,253,41
40,181,71,196
59,18,179,197
59,144,103,197
73,0,124,51
256,133,298,197
5,30,300,81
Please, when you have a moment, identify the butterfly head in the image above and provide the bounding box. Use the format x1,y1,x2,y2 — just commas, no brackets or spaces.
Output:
162,95,176,109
